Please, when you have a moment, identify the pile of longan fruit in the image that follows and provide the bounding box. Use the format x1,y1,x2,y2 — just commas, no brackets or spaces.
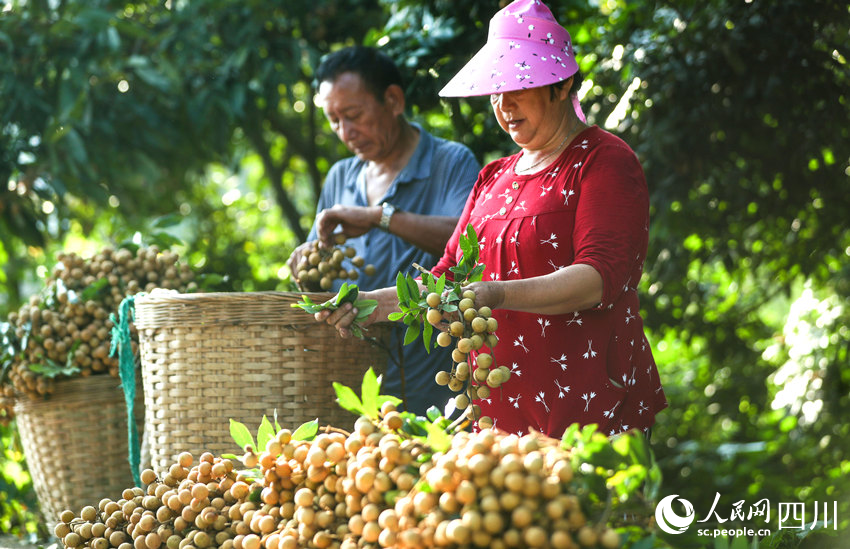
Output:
1,245,197,422
293,235,375,292
428,289,506,430
58,407,624,549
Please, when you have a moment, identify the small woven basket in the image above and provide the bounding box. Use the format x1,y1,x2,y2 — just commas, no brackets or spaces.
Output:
133,291,390,473
13,374,144,525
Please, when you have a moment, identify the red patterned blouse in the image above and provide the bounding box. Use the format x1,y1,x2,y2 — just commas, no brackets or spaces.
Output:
431,126,667,437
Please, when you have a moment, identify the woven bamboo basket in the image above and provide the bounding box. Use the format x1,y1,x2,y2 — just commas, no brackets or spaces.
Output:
13,373,144,525
133,291,390,474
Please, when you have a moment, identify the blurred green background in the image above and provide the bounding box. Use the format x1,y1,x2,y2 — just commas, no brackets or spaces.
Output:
1,0,848,545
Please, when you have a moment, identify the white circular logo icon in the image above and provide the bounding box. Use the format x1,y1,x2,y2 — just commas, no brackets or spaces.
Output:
655,494,696,534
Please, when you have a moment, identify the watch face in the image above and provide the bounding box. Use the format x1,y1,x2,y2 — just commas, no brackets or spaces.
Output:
381,203,394,230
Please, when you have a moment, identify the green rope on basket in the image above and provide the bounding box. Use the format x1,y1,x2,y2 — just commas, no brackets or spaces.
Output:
109,294,142,487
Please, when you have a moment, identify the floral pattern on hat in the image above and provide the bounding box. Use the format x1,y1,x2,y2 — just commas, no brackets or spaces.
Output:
440,0,579,98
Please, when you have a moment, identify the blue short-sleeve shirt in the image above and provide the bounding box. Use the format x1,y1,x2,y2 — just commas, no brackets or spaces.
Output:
307,124,480,415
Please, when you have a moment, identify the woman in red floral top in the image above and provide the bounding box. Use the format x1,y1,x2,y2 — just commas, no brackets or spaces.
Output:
427,123,666,437
318,0,666,438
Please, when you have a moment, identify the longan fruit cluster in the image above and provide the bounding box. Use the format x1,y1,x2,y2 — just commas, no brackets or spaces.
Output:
1,245,197,422
57,451,239,549
293,235,375,292
59,410,624,549
429,289,506,430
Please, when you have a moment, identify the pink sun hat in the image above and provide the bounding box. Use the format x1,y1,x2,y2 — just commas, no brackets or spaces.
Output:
439,0,584,118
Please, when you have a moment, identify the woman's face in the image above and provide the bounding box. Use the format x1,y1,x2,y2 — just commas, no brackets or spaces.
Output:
490,84,571,151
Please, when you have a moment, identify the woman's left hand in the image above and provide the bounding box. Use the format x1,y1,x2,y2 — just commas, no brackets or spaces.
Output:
462,281,505,312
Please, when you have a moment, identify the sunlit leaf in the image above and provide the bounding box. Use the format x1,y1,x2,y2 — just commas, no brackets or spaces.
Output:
334,382,363,415
229,419,255,451
361,367,380,419
292,419,319,441
256,416,276,452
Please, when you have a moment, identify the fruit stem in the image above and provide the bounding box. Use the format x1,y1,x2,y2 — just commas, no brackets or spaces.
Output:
410,262,432,277
446,413,471,434
322,425,351,437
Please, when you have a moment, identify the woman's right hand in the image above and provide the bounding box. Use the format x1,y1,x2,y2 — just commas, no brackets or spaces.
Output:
316,287,399,338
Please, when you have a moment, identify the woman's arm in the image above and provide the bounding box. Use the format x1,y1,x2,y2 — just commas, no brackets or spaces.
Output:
465,263,602,316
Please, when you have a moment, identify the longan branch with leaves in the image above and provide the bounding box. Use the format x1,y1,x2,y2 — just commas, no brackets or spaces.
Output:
389,224,507,430
291,282,378,339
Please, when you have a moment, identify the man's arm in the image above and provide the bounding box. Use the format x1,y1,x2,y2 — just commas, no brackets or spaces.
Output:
315,204,457,256
383,210,459,257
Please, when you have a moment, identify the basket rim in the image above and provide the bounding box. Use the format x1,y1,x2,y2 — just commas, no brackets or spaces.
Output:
11,373,137,411
133,290,339,328
134,290,335,305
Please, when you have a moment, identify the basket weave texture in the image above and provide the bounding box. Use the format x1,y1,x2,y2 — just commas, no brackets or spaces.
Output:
13,374,144,524
133,291,389,473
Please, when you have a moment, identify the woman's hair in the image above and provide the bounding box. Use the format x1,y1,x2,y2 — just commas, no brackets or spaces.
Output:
314,46,404,103
549,70,584,100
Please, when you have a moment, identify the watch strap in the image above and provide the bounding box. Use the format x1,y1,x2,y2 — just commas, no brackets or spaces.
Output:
379,202,396,231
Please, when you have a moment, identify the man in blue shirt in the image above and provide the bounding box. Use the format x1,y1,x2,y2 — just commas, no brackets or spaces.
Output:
287,46,480,415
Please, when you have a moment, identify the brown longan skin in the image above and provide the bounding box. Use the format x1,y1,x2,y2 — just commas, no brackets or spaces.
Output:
1,246,197,421
57,421,630,549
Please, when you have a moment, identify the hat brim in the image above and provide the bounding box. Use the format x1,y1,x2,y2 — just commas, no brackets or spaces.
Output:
439,39,579,98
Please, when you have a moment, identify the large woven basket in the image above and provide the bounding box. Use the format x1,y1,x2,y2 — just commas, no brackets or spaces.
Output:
14,374,144,525
133,291,390,474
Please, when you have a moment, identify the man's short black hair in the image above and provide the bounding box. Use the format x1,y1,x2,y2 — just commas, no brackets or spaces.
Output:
314,46,404,102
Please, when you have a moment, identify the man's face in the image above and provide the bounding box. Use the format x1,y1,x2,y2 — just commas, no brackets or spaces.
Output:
317,71,401,163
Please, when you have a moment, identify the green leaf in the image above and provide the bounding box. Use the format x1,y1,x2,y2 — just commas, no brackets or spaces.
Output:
334,282,356,305
422,321,434,353
426,406,442,422
377,394,403,411
464,224,479,257
403,322,421,346
229,419,255,451
361,367,380,419
354,299,378,319
291,301,325,314
468,265,485,283
80,277,110,300
424,420,451,452
435,274,446,294
292,419,319,441
387,312,404,321
406,276,420,302
334,382,364,415
256,416,276,452
26,361,73,378
149,232,183,250
248,487,262,503
395,272,409,302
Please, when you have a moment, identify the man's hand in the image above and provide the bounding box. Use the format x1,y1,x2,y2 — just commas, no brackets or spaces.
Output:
315,204,381,246
287,240,318,279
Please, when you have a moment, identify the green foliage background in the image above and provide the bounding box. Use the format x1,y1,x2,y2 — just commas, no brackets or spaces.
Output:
1,0,848,545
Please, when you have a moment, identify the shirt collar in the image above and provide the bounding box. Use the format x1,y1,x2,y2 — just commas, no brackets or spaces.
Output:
395,122,433,186
349,122,433,196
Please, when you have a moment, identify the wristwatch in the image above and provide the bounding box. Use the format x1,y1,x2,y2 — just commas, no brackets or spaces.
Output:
379,202,397,231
